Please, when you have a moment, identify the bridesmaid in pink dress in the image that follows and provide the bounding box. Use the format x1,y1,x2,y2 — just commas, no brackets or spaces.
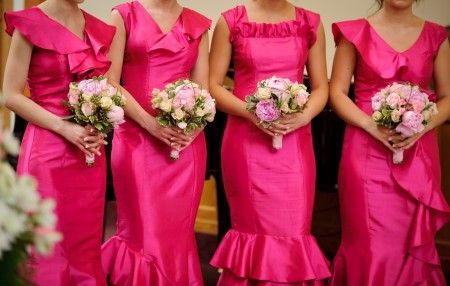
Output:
2,0,114,285
209,1,331,285
101,1,210,285
328,0,450,285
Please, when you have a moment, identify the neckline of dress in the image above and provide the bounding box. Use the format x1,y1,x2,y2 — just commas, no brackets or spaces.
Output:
33,6,86,42
241,5,299,25
135,1,184,36
363,18,427,54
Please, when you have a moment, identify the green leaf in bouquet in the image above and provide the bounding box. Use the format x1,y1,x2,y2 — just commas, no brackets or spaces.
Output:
157,117,169,126
262,122,271,128
245,95,254,103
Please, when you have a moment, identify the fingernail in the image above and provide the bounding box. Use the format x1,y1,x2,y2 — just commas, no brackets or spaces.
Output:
170,137,174,140
90,129,94,132
104,142,108,145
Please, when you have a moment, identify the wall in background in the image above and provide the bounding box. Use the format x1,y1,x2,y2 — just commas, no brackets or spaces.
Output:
80,0,450,77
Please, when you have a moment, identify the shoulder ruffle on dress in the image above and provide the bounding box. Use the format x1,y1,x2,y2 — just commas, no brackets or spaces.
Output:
5,8,115,78
223,5,319,47
114,2,211,54
332,19,448,80
149,7,211,54
332,19,409,79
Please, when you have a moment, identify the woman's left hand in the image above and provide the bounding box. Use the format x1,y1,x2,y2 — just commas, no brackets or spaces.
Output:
178,128,203,151
269,113,311,136
390,130,426,151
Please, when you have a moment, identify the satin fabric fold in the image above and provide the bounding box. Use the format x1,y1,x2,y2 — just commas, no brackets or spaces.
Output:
328,20,450,286
4,8,114,286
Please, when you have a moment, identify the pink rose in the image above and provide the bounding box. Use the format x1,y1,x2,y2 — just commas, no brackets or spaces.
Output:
177,122,187,129
68,88,80,105
265,76,289,97
107,85,117,97
395,111,424,137
107,105,125,127
81,102,95,116
386,92,400,109
409,89,426,112
371,93,385,111
390,109,403,123
295,90,309,106
173,86,196,111
255,99,280,122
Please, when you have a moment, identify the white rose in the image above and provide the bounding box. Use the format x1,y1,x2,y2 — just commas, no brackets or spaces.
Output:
255,87,271,100
172,109,185,121
160,99,173,113
372,111,383,121
100,97,113,109
195,109,205,117
280,102,290,113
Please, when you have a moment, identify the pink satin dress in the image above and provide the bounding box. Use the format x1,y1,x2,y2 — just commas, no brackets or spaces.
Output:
210,6,331,285
5,8,115,286
328,19,450,286
100,2,211,285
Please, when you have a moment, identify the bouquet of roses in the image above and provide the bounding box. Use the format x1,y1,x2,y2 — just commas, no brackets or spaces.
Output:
151,79,216,160
64,76,126,166
371,82,437,164
0,105,62,285
245,76,310,149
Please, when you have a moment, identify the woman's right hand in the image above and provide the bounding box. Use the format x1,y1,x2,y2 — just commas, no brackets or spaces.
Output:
144,116,193,149
245,112,276,137
57,122,107,156
364,121,398,153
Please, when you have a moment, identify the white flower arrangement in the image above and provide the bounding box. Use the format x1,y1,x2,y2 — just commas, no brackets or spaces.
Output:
0,93,62,285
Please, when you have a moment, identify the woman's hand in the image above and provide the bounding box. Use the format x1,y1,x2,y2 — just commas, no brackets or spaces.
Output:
245,112,276,137
364,122,399,153
144,116,193,149
390,130,427,151
270,112,311,135
178,128,204,151
57,122,107,156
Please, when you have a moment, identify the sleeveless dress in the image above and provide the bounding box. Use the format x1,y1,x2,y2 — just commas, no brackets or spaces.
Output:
210,6,331,286
4,8,115,286
328,19,450,286
100,2,211,285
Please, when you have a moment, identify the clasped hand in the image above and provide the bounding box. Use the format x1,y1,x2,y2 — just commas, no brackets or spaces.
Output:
250,112,310,137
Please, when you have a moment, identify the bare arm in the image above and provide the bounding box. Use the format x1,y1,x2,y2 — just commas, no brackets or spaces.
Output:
191,32,209,89
394,37,450,150
3,30,102,156
329,36,396,152
275,21,328,135
107,10,192,148
209,16,274,136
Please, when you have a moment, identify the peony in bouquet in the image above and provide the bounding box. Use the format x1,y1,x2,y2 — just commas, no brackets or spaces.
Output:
0,108,62,285
64,76,126,166
151,79,216,160
371,82,437,164
245,76,310,149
